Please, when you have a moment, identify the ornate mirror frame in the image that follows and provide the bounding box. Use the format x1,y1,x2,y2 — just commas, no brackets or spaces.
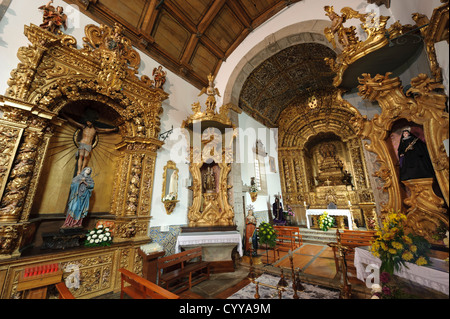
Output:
161,160,179,214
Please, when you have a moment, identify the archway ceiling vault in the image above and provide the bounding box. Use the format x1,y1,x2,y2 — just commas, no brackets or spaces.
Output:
238,42,339,128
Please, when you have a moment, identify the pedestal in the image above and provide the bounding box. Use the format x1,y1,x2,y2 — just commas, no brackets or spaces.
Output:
402,178,448,245
138,249,165,283
41,228,86,250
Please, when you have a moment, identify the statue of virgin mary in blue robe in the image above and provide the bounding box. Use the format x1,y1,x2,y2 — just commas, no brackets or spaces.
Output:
61,167,95,228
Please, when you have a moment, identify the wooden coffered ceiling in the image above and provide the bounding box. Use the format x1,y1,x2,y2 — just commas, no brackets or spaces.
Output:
64,0,303,89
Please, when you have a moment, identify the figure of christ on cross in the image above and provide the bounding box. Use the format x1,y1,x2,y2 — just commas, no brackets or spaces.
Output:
62,113,118,175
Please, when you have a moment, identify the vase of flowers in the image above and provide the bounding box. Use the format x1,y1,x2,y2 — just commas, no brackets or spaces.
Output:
85,224,113,247
284,205,295,225
249,177,258,202
318,211,334,231
370,210,431,274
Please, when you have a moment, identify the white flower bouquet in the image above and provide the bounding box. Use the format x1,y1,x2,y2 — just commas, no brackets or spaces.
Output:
85,224,113,247
163,192,177,201
318,211,334,231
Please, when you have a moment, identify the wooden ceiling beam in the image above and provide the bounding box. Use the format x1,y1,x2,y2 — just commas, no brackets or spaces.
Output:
227,0,252,28
197,0,227,34
140,0,159,35
163,0,197,33
180,34,199,65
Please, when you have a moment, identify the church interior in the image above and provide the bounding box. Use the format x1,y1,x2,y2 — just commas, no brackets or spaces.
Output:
0,0,448,302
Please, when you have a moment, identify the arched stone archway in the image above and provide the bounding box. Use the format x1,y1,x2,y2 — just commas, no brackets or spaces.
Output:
221,20,342,109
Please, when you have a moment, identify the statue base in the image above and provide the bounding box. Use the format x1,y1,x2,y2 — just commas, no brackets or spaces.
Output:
41,228,86,250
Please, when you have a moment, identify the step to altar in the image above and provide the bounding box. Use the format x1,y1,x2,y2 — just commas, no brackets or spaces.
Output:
298,227,338,245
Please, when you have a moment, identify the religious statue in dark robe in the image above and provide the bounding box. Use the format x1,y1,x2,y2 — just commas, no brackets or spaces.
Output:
273,196,285,224
61,167,95,229
397,129,435,181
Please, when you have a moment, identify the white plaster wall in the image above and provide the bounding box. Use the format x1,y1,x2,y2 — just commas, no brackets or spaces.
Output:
237,112,282,213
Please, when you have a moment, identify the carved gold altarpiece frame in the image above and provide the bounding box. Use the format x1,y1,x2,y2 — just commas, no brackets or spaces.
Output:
182,74,237,228
0,23,168,298
278,90,376,229
353,72,449,245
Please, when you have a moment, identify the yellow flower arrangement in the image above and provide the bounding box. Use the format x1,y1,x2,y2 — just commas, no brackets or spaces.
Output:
370,210,431,274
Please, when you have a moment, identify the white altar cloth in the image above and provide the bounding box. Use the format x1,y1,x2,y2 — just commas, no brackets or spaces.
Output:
175,231,243,256
306,209,354,230
354,246,449,295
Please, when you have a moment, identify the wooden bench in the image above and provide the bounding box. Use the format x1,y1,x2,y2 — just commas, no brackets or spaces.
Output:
118,268,179,299
157,247,210,294
332,229,376,276
55,282,75,299
273,226,303,252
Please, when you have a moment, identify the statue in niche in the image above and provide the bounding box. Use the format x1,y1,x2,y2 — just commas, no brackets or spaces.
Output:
61,167,95,229
243,205,258,256
62,112,118,175
203,167,216,193
168,170,179,199
38,0,67,34
397,128,435,181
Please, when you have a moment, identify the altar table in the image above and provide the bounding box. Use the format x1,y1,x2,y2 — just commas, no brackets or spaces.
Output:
354,246,449,295
305,209,354,230
175,231,243,256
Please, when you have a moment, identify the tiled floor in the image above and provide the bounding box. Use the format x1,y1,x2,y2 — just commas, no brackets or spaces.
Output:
271,244,337,279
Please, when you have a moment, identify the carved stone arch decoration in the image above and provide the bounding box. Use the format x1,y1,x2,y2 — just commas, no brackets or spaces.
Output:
353,72,449,245
0,22,169,262
221,20,340,120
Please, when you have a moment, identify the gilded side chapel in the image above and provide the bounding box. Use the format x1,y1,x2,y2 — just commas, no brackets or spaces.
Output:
0,0,448,303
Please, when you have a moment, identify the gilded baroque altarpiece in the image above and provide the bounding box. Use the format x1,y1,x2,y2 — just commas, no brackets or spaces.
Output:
0,23,168,298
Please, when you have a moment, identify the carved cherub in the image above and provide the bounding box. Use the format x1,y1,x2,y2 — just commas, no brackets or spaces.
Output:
38,1,67,34
152,66,167,89
198,74,221,113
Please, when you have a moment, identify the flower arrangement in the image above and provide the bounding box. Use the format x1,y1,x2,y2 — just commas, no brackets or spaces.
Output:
370,210,431,274
249,177,258,193
85,224,113,247
318,211,334,231
370,272,407,299
285,205,295,217
163,192,177,201
258,222,277,248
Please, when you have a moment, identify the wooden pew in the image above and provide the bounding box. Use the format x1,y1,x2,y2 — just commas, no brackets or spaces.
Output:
332,229,376,276
157,247,210,294
55,282,75,299
118,268,180,299
273,226,303,252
